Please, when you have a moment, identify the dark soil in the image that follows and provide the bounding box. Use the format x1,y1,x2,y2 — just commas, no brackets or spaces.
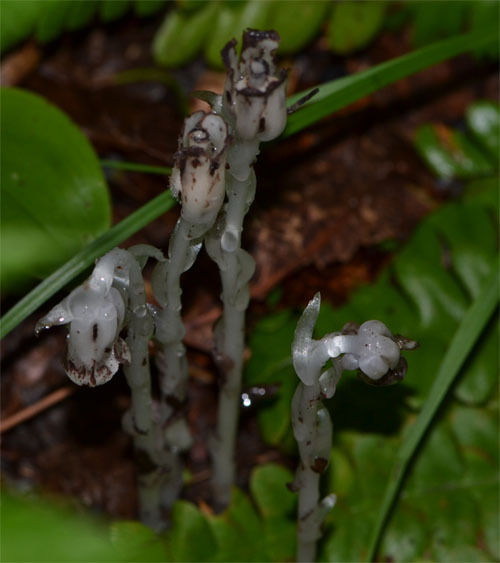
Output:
1,13,498,521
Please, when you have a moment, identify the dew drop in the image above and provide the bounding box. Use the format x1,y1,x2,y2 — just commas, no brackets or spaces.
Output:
241,393,252,408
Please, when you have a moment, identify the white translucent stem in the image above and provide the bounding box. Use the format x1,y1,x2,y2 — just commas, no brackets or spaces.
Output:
155,218,195,401
292,376,336,562
208,162,257,507
117,253,170,531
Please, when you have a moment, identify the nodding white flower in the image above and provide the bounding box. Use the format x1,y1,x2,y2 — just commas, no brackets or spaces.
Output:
339,320,402,381
292,293,417,386
170,111,229,226
36,263,129,387
222,29,287,142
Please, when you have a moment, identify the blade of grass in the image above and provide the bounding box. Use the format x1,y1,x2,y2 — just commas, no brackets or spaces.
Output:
285,26,499,137
0,191,176,339
366,254,500,562
101,159,172,175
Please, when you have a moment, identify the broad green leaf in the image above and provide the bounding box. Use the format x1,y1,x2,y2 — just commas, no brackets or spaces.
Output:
428,202,498,299
378,501,427,563
285,27,499,138
454,315,499,405
463,176,500,211
165,501,217,562
65,1,99,32
250,463,296,518
322,398,498,562
133,0,166,18
466,100,500,164
36,0,71,43
405,423,464,492
207,489,266,562
153,2,217,67
367,259,499,560
394,230,469,331
414,123,494,179
176,0,207,12
0,0,39,52
409,0,469,47
267,0,329,55
99,0,131,22
471,0,500,58
328,0,386,55
1,492,128,562
1,88,110,294
110,520,168,562
244,310,297,446
263,516,296,562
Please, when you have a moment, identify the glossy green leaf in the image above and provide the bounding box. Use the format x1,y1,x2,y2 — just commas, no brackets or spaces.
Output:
322,396,499,562
0,0,39,52
153,2,217,67
65,1,99,32
176,0,207,12
414,123,494,179
367,258,499,560
454,315,499,405
207,489,266,562
36,0,71,43
466,100,500,164
463,176,500,210
428,202,498,299
471,0,500,58
1,88,110,294
110,520,168,562
285,27,499,138
409,0,469,47
165,501,217,562
249,464,297,561
267,0,329,55
99,0,131,22
244,310,297,447
263,516,296,562
250,463,296,518
328,0,386,55
133,0,166,17
1,0,164,53
1,492,128,562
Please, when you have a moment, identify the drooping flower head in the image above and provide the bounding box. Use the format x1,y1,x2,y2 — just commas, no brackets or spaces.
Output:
36,256,130,387
292,293,417,387
222,29,288,142
170,111,229,226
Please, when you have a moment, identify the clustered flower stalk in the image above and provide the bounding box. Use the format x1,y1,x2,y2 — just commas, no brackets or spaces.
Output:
36,246,175,530
150,111,230,509
39,30,414,549
36,29,287,526
205,29,288,506
291,293,417,562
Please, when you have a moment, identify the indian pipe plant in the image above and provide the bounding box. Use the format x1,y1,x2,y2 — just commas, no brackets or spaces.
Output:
2,3,497,560
35,29,419,559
